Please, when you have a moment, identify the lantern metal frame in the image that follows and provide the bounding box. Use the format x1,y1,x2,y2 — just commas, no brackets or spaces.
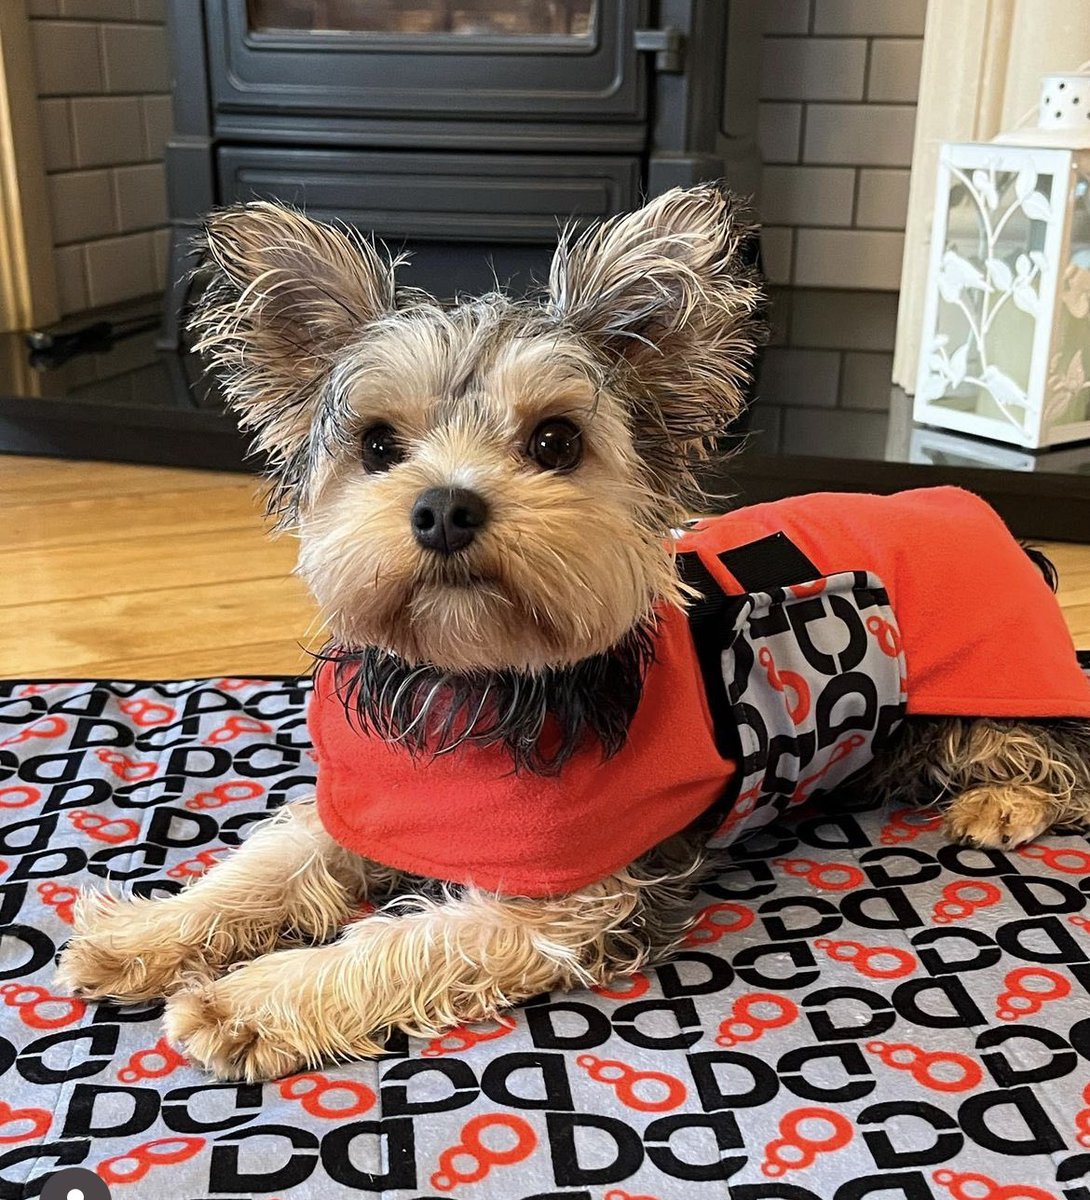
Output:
915,140,1090,449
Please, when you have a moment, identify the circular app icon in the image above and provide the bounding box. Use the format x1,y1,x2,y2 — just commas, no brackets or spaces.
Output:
41,1167,111,1200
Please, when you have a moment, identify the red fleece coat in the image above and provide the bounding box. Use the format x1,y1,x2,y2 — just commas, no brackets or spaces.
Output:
309,487,1090,896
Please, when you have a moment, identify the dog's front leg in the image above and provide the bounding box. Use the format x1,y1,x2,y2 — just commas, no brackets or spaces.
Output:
164,879,642,1081
56,797,370,1002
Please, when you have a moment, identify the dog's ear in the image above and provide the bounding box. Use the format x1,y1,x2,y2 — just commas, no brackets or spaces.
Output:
548,185,764,500
190,201,398,494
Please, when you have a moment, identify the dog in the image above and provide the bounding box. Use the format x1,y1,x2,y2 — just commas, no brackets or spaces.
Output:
56,185,1090,1082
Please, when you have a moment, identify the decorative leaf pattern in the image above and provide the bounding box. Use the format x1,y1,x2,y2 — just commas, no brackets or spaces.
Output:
938,250,986,302
926,160,1057,434
986,258,1013,290
972,168,998,209
1045,349,1090,424
1061,264,1090,320
1021,191,1052,222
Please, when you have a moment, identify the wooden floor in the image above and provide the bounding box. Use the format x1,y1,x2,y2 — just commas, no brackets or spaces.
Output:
0,456,318,679
1,454,1088,680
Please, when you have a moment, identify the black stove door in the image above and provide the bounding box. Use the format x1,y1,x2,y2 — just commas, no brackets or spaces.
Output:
205,0,647,130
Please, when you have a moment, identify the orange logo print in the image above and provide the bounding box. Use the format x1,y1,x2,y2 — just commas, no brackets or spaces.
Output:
774,858,864,891
592,972,651,1001
118,1037,188,1085
932,881,1002,924
422,1015,517,1056
119,698,176,726
68,810,140,844
814,938,917,979
279,1073,376,1119
716,993,799,1048
204,714,274,744
185,780,265,810
865,1041,982,1092
94,749,156,781
762,1107,853,1177
1018,843,1090,874
0,983,84,1029
932,1168,1058,1200
575,1055,687,1112
37,881,79,924
430,1114,537,1192
98,1137,205,1185
684,901,754,946
0,1101,51,1145
880,806,942,845
996,967,1070,1021
0,716,67,747
0,785,40,809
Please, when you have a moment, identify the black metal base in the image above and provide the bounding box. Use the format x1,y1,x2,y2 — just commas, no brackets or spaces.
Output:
6,302,1090,540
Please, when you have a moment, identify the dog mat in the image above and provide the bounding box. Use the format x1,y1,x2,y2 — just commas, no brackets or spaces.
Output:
3,673,1090,1200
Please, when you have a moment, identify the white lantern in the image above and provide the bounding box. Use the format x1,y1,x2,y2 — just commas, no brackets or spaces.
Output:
915,72,1090,448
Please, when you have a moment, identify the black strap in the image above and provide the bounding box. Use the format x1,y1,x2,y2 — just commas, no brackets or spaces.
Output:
677,530,822,761
718,531,820,592
676,551,740,760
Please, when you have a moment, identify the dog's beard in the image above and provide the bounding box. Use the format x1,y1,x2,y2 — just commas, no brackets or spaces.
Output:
314,623,656,775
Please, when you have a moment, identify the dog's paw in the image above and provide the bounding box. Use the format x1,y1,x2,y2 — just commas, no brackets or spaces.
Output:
55,891,217,1003
164,975,310,1082
943,785,1053,849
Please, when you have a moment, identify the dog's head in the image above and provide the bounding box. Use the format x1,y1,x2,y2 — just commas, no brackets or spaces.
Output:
192,186,763,672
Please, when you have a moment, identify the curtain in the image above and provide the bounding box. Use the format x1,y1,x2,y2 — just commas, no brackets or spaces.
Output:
894,0,1090,391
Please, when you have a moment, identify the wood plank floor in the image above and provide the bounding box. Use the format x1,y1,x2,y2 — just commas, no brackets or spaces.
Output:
0,457,319,679
1,455,1088,680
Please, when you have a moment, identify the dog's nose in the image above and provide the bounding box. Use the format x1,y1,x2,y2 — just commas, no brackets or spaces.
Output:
411,487,489,555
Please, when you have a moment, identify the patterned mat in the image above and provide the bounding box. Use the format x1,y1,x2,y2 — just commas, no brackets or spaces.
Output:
2,674,1090,1200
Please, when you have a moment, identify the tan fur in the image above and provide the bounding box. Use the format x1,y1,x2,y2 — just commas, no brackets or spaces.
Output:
55,188,1090,1082
189,186,760,671
930,720,1089,847
944,785,1056,848
857,715,1090,849
161,857,695,1082
298,324,683,670
57,800,368,1001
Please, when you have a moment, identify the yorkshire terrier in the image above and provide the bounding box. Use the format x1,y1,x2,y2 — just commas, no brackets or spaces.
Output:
57,185,1090,1082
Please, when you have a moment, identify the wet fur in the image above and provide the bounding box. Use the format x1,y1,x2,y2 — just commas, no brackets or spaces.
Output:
57,187,1090,1081
316,623,655,773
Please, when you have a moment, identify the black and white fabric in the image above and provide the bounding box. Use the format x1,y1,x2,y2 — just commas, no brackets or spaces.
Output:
3,673,1090,1200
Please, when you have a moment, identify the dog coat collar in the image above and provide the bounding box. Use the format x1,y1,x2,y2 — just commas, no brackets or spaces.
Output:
309,487,1090,896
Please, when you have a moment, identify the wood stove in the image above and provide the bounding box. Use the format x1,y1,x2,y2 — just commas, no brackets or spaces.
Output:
161,1,757,344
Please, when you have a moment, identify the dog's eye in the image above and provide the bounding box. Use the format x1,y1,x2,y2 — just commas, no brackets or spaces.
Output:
360,424,404,473
527,419,582,472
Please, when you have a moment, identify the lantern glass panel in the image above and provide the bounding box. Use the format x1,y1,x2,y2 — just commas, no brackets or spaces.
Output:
1050,169,1090,430
921,165,1054,437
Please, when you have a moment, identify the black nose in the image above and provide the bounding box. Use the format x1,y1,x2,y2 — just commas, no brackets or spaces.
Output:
411,487,489,555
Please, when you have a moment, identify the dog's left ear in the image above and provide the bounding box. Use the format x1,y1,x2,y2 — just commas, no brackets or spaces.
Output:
190,202,399,513
548,184,764,498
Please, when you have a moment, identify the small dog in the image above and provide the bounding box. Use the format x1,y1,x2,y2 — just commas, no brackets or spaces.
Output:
57,185,1090,1082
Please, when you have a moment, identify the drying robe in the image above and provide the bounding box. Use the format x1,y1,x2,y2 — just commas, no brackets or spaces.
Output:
309,487,1090,896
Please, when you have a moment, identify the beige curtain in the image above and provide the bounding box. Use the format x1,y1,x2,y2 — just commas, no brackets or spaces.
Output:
0,4,57,333
893,0,1090,391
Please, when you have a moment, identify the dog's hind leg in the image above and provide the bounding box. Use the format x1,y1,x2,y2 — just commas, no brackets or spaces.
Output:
865,715,1090,850
56,796,374,1002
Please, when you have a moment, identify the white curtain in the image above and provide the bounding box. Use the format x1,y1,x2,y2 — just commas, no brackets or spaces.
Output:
894,0,1090,391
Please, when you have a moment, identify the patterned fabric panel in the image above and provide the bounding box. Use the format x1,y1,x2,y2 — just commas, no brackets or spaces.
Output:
2,676,1090,1200
708,570,908,848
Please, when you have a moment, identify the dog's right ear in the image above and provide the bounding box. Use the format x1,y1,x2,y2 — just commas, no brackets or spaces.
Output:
190,202,398,491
